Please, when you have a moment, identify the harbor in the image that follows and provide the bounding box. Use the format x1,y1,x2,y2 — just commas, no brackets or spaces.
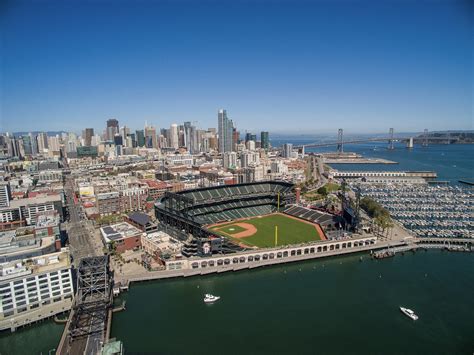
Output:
354,183,473,239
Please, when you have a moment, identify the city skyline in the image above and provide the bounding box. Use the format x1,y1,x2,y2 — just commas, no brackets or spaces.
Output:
2,0,472,133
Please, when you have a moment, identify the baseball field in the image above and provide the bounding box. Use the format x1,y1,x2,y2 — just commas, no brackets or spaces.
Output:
208,213,324,248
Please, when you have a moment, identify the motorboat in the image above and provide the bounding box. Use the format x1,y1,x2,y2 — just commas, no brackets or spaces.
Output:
204,294,220,303
400,306,418,320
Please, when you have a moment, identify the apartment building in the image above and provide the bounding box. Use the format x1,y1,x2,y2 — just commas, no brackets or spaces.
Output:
0,250,74,331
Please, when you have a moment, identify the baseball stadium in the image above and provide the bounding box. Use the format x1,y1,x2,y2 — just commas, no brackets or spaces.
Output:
155,181,341,256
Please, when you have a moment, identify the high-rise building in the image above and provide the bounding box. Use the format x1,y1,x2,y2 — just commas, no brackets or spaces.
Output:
261,131,269,150
114,135,123,146
47,136,60,152
37,132,48,153
21,135,33,156
145,126,158,149
232,128,239,152
245,132,252,142
7,136,21,158
169,124,179,149
120,126,130,147
282,143,293,158
218,109,234,153
136,130,145,147
83,128,94,146
184,122,199,154
106,119,119,140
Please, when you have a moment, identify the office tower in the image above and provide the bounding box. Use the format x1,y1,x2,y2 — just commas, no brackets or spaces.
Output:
106,119,119,140
178,126,185,148
7,136,21,158
145,126,158,149
21,135,33,156
184,122,199,154
136,130,145,147
261,131,269,150
37,132,48,153
128,133,137,148
48,136,60,152
66,140,76,151
283,143,293,158
247,140,256,151
232,128,239,151
91,135,101,146
83,128,94,146
114,135,123,146
245,132,252,142
250,134,257,143
169,124,179,149
218,109,234,153
120,126,130,146
28,133,38,156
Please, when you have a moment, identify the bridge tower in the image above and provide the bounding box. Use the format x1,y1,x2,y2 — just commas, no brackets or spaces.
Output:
422,129,429,147
388,128,395,150
337,129,343,153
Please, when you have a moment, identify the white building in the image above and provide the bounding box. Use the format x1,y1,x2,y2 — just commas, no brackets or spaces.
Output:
38,170,63,183
0,250,74,331
223,152,238,169
166,154,193,167
0,182,10,208
169,124,179,149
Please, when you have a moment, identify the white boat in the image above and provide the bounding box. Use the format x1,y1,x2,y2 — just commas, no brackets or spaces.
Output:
400,306,418,320
204,294,220,303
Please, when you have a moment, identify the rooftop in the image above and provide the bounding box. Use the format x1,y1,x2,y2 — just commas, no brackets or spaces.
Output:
0,249,71,281
7,193,61,208
35,211,60,228
143,179,168,189
127,212,150,226
100,222,143,242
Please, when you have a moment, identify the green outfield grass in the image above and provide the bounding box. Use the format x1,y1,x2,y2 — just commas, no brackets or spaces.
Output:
211,213,321,248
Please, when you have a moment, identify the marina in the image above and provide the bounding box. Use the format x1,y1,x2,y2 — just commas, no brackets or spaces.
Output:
354,183,473,239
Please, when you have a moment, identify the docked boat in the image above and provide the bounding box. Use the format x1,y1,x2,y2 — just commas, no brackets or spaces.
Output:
400,306,418,320
204,294,220,303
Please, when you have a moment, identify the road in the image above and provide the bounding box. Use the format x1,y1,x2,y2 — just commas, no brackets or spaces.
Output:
57,176,107,355
64,175,104,266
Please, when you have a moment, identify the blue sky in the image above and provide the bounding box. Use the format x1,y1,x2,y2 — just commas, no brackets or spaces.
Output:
1,0,472,134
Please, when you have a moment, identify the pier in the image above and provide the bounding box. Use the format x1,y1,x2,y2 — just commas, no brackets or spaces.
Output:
372,237,474,258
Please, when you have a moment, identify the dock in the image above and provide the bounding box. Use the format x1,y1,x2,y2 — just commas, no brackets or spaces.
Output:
459,179,474,186
372,237,473,259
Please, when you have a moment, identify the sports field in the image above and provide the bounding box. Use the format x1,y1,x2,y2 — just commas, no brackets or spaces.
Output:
209,213,323,248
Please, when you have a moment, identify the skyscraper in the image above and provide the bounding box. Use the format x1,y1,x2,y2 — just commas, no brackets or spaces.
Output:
106,119,119,140
37,132,48,153
136,130,145,147
83,128,94,146
283,143,293,158
144,126,158,149
21,134,33,156
218,109,234,153
170,124,179,149
261,131,269,150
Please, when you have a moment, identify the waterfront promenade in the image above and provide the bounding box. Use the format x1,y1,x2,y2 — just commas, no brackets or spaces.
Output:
114,237,400,285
